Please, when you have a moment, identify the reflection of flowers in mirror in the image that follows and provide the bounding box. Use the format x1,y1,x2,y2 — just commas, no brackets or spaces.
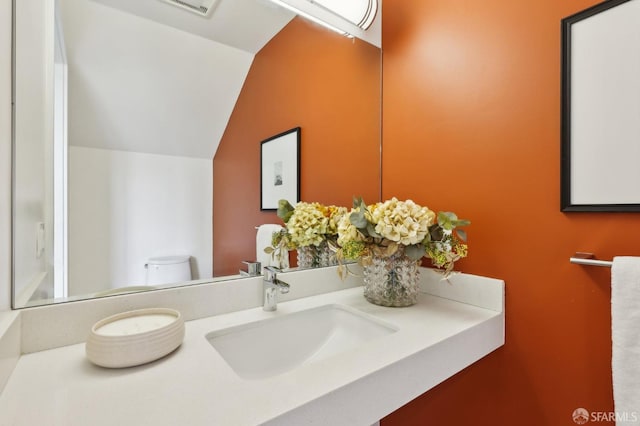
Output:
276,200,347,248
265,200,348,268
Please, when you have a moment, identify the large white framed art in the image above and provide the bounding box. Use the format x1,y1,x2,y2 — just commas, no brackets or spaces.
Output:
561,0,640,211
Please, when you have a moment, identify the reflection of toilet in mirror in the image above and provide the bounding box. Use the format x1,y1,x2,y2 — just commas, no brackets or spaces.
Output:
145,256,192,285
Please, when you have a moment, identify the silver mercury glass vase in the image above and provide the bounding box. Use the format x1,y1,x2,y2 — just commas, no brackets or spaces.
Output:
363,247,420,307
296,245,317,269
317,240,338,267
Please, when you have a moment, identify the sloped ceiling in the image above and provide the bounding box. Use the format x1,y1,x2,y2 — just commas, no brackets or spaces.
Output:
90,0,294,54
61,0,294,159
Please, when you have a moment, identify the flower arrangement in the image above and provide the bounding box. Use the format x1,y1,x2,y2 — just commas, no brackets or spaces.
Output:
264,197,469,307
337,197,469,277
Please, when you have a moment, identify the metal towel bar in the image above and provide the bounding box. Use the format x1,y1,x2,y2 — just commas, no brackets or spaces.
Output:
570,252,612,267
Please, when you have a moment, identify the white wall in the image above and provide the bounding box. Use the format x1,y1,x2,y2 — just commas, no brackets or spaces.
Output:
68,147,212,296
0,0,12,311
12,0,55,305
60,0,253,159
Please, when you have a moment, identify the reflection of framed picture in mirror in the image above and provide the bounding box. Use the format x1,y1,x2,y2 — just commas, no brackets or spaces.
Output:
260,127,301,210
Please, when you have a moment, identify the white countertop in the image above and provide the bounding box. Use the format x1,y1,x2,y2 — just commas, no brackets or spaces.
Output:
0,283,504,426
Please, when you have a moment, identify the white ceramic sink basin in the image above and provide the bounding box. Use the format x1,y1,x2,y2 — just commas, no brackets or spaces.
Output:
205,304,397,380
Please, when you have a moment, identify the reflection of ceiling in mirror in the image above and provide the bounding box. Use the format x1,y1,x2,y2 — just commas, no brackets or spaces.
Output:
90,0,295,53
61,0,294,159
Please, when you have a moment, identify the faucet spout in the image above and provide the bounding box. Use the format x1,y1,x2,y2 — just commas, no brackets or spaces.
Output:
263,266,290,311
275,279,290,293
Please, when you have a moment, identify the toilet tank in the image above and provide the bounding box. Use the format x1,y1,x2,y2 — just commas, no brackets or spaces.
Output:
145,255,192,285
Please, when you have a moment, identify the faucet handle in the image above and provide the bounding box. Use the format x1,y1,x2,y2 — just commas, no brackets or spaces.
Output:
263,265,280,281
240,261,261,276
262,266,289,311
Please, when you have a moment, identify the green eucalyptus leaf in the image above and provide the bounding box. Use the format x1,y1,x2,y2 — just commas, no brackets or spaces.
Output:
456,229,468,242
357,197,369,211
440,211,457,220
277,199,295,223
438,212,470,230
437,212,455,230
352,196,364,209
350,210,368,229
405,244,426,261
454,219,471,227
264,247,275,254
366,222,381,238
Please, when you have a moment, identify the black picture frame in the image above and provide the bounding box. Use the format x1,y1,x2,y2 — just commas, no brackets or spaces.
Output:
260,127,301,211
561,0,640,212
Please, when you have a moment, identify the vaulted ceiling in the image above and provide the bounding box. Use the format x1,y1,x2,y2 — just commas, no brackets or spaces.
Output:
61,0,294,158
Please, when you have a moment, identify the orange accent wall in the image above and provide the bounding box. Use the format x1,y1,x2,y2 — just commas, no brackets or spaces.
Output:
213,18,381,276
382,0,640,424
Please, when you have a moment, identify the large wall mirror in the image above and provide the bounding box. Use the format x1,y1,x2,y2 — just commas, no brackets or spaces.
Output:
561,0,640,211
12,0,382,308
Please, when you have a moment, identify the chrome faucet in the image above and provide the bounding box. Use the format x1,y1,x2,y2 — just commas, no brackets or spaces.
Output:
263,266,290,311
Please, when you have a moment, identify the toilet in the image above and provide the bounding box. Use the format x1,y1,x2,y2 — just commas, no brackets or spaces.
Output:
145,255,192,285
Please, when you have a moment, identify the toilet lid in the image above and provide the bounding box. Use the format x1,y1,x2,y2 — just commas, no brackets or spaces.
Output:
147,255,190,265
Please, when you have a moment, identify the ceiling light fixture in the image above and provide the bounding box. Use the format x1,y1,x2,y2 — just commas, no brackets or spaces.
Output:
310,0,378,30
267,0,354,38
160,0,218,17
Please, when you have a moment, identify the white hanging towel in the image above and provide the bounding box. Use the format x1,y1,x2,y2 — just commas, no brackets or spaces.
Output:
256,224,288,269
611,256,640,425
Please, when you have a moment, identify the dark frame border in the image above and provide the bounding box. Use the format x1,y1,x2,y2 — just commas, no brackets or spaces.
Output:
260,127,301,211
561,0,640,212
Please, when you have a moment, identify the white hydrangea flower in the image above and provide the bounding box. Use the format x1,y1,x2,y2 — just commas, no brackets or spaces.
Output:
337,208,366,247
286,202,329,247
370,198,435,246
327,206,348,235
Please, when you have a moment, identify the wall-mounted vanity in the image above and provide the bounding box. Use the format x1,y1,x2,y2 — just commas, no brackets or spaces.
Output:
0,266,504,425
